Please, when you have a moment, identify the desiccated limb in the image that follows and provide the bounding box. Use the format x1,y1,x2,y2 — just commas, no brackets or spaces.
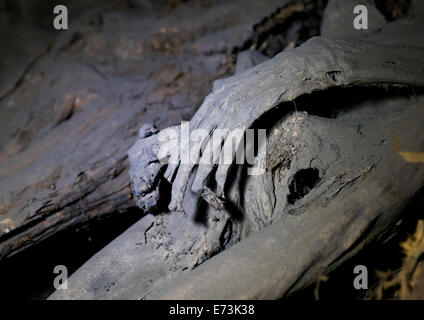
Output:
145,94,424,299
0,0,286,260
165,36,424,212
50,0,424,300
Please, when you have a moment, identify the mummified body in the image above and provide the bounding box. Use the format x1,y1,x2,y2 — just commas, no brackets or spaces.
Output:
50,0,424,299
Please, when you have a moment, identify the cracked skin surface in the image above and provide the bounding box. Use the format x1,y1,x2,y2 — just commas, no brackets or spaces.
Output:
0,0,285,259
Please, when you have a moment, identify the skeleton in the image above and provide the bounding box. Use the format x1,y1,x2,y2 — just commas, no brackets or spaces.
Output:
50,0,424,299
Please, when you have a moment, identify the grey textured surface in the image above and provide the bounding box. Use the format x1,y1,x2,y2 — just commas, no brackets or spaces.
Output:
147,95,424,299
44,0,424,299
0,0,285,259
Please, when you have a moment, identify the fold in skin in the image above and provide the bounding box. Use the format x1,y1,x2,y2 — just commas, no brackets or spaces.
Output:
50,1,424,300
